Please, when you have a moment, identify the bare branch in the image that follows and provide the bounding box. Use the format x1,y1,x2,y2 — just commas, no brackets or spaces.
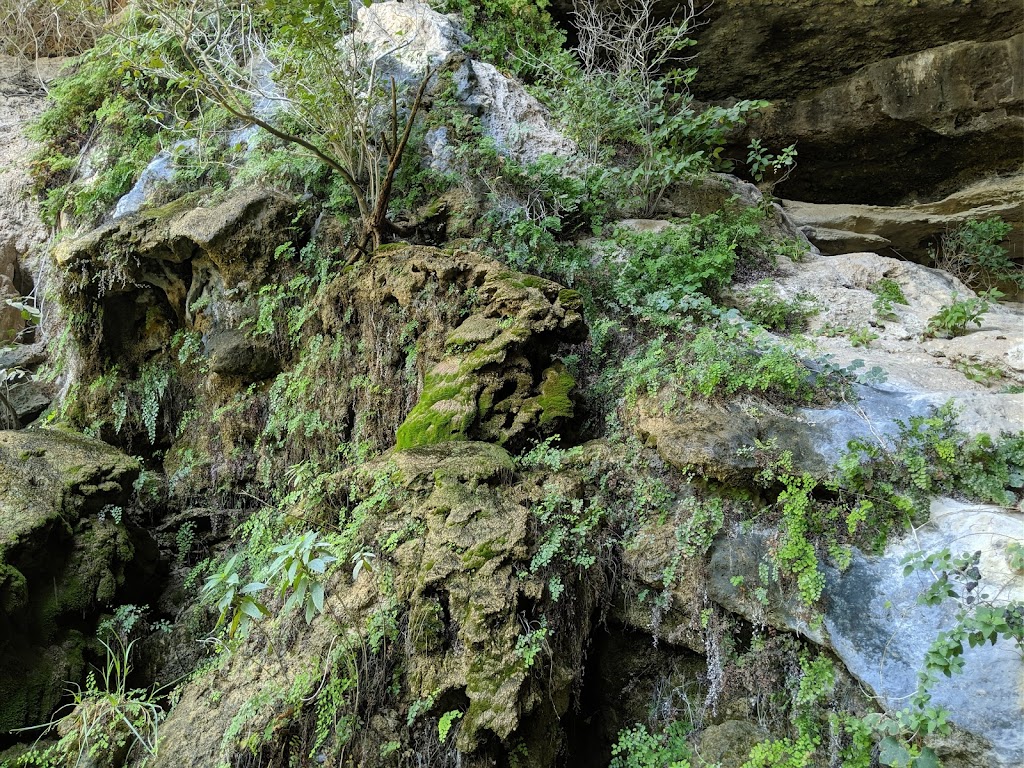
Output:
120,0,437,254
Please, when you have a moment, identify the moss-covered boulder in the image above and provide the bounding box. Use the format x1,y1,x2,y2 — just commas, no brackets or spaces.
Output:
50,188,298,371
394,265,586,450
147,441,601,767
634,399,829,485
0,428,151,732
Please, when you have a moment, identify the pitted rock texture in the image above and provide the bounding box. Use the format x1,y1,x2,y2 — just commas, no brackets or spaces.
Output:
382,248,586,450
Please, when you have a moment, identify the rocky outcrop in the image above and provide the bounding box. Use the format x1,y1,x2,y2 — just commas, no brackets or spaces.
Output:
783,175,1024,261
635,400,831,484
51,188,298,370
151,441,600,766
824,499,1023,768
684,0,1021,102
755,34,1023,205
357,1,575,167
776,250,1024,434
707,499,1024,768
0,429,153,732
315,244,586,454
395,267,585,450
0,56,64,341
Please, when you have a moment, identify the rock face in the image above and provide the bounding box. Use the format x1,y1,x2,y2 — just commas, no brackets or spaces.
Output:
783,175,1024,261
822,499,1024,768
51,188,298,370
150,442,600,767
706,500,1024,768
356,1,575,167
754,34,1024,206
683,0,1021,102
0,429,152,732
555,0,1023,256
635,400,830,484
204,329,279,380
395,267,585,450
0,56,65,341
776,250,1024,422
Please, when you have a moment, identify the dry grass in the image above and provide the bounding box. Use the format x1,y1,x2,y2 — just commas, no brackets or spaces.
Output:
0,0,125,58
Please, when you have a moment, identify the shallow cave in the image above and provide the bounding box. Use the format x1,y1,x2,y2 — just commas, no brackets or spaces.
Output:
560,623,707,766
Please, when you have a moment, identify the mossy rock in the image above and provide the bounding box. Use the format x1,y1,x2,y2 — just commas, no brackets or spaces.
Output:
50,188,299,372
395,258,586,451
0,428,146,732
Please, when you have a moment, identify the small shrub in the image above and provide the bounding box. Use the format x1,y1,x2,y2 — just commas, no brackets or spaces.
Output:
837,401,1024,525
742,736,815,768
11,636,165,767
617,314,837,410
529,483,606,602
438,709,463,743
481,154,609,276
432,0,570,81
931,217,1020,292
925,290,1000,338
870,278,908,319
607,205,771,310
953,359,1005,387
202,554,269,640
848,327,878,348
266,530,337,624
514,617,550,669
0,0,115,57
747,139,797,196
740,280,818,333
29,36,165,227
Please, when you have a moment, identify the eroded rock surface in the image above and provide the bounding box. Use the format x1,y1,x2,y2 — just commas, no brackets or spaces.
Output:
152,441,599,766
395,264,585,450
755,34,1023,205
0,429,149,731
783,176,1024,261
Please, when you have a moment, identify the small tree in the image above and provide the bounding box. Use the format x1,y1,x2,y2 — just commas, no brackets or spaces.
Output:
125,0,434,255
562,0,765,216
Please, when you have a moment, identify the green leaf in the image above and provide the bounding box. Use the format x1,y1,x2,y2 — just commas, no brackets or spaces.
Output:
240,599,265,620
879,737,912,767
311,581,325,613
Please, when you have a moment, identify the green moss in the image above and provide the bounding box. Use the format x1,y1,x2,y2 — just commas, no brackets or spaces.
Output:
0,563,27,613
535,364,575,426
395,374,479,450
446,315,502,349
460,541,498,571
557,288,583,310
0,633,88,733
141,190,206,222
